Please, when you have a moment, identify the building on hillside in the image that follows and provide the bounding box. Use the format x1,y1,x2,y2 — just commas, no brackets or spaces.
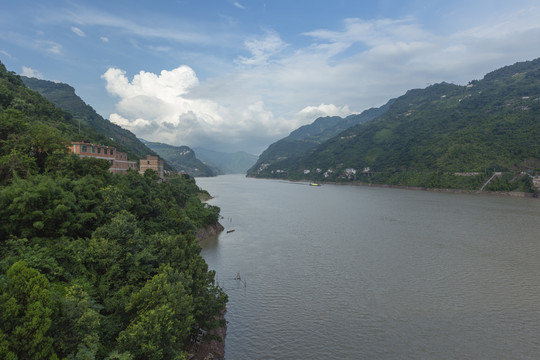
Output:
139,155,164,180
69,141,137,174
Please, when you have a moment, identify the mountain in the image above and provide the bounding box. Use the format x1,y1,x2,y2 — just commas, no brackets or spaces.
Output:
143,141,216,177
20,76,168,168
247,99,394,176
251,58,540,192
193,147,258,174
0,61,227,358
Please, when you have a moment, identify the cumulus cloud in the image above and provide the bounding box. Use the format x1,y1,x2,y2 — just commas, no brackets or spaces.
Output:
97,3,540,153
102,66,293,152
21,66,43,79
71,26,85,37
100,36,109,42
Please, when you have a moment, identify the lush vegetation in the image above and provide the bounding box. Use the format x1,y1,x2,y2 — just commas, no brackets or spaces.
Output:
143,141,216,177
251,58,540,193
1,61,227,359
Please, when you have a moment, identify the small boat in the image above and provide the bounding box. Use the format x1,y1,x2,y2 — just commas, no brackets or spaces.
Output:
310,183,320,186
227,229,235,233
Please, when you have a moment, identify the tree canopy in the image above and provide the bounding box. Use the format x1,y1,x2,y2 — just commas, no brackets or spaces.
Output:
0,60,227,359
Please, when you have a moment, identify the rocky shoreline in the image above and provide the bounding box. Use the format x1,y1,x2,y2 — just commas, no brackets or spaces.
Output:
196,222,225,241
192,222,227,359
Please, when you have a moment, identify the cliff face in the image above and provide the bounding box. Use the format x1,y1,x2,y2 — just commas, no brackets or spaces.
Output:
196,222,225,241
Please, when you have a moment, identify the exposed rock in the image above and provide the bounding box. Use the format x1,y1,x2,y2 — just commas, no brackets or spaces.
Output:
187,312,227,360
196,222,224,242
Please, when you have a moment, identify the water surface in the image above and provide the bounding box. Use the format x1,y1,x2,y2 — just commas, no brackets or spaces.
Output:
196,175,540,359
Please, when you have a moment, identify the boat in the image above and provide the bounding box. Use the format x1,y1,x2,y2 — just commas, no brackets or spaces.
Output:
227,229,235,233
310,183,320,186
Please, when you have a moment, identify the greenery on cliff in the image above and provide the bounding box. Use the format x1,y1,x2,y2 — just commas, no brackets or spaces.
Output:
251,58,540,192
1,61,227,359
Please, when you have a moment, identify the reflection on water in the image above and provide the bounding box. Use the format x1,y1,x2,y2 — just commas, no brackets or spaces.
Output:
196,175,540,360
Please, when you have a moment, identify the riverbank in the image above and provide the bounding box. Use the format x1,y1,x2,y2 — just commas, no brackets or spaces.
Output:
193,222,227,359
336,181,539,198
277,178,539,198
187,311,227,360
196,222,225,241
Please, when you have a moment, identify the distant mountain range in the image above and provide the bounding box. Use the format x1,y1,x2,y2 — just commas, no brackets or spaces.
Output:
193,147,257,174
249,58,540,192
247,99,394,175
141,141,215,177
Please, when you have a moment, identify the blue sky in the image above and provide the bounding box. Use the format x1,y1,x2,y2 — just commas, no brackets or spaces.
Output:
2,0,540,154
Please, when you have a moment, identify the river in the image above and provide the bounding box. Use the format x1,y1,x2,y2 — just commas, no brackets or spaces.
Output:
195,175,540,360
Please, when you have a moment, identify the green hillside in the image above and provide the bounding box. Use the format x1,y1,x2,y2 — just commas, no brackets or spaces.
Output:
20,76,171,169
143,140,216,177
1,61,226,359
253,58,540,193
247,100,393,175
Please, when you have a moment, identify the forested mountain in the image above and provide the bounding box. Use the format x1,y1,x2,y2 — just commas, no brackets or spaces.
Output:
250,58,540,193
20,76,171,169
247,99,394,175
143,140,216,177
0,61,227,359
193,147,258,174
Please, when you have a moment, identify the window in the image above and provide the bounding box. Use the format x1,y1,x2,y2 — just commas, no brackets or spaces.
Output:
104,149,108,155
97,148,101,154
82,146,87,152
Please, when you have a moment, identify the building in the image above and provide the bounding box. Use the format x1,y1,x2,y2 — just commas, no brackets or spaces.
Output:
139,155,164,180
69,141,137,174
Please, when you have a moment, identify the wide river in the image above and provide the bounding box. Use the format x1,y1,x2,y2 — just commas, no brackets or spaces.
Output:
195,175,540,360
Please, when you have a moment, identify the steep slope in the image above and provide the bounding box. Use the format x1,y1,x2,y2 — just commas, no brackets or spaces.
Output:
143,141,216,177
255,58,540,192
0,61,227,359
247,99,394,175
193,147,258,174
21,76,164,166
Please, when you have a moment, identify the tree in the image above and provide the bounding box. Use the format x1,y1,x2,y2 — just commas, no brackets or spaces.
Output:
0,261,58,360
117,265,194,360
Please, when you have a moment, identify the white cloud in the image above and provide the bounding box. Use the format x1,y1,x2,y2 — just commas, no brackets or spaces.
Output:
0,49,12,58
102,66,293,152
21,66,43,79
237,30,288,66
71,26,85,37
233,2,245,10
297,104,353,122
90,3,540,153
59,6,220,46
100,36,109,42
35,40,62,54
